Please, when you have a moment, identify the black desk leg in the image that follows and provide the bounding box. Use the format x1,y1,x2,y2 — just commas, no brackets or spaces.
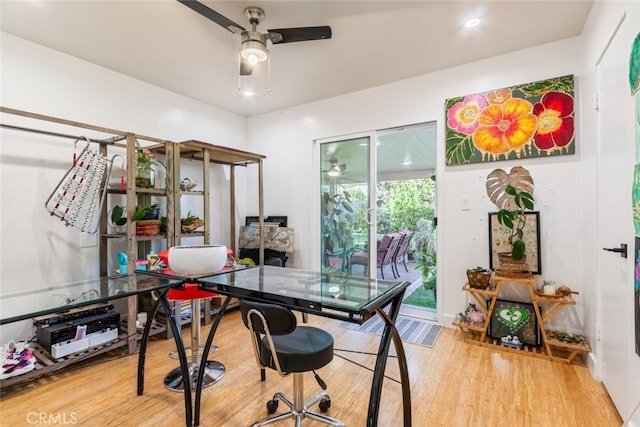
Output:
159,295,194,426
136,289,193,426
368,290,412,427
193,295,231,426
137,289,167,395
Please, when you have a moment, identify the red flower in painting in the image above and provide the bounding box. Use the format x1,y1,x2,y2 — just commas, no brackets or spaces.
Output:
532,92,574,150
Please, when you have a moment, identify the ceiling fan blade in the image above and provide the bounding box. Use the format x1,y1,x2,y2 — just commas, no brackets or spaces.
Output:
178,0,245,34
266,26,332,44
240,57,254,76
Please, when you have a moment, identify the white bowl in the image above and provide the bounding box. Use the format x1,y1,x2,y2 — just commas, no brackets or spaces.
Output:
168,244,227,276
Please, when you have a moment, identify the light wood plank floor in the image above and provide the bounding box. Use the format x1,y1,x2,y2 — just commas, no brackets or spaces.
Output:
0,310,623,426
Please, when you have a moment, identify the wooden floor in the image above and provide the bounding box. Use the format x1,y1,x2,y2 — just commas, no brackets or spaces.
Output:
0,310,623,426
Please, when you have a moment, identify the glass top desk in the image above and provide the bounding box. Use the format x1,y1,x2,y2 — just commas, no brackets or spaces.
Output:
137,266,412,427
0,275,184,326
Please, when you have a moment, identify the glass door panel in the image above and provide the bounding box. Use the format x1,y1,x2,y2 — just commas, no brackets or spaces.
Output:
376,123,437,318
319,136,372,275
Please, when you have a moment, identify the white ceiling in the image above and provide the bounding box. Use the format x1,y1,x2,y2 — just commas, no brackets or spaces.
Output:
0,0,593,118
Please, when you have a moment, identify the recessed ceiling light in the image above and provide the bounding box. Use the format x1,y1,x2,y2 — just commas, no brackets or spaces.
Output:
242,90,255,97
465,18,481,28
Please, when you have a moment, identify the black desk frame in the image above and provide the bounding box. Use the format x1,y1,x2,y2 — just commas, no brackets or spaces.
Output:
135,269,412,427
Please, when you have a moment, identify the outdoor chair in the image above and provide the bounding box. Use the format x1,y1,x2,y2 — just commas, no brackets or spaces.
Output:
349,233,402,279
392,230,413,277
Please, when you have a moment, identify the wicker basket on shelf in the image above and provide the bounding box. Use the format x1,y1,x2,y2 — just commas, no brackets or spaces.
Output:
136,219,161,236
466,269,492,289
497,252,527,273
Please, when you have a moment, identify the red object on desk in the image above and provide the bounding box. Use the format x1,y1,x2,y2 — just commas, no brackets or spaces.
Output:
158,249,170,266
167,282,216,300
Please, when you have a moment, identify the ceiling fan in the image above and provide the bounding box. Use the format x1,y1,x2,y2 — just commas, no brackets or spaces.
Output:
323,159,347,177
177,0,332,76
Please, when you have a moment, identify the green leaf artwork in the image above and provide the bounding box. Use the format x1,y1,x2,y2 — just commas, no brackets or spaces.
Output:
630,32,640,95
489,300,540,346
497,307,528,331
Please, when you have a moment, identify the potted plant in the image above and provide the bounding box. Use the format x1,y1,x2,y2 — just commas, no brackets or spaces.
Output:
466,266,491,289
134,141,166,189
181,211,204,233
321,189,354,272
160,216,168,233
109,203,161,235
108,204,128,234
134,203,160,221
486,166,535,270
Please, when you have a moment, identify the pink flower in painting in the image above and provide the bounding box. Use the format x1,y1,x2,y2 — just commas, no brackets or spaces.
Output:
532,92,574,150
447,94,487,135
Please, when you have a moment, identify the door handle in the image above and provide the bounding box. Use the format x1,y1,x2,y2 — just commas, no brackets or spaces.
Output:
602,243,628,258
365,207,374,225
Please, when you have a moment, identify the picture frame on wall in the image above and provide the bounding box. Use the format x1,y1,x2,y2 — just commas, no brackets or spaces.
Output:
488,299,541,347
488,211,541,274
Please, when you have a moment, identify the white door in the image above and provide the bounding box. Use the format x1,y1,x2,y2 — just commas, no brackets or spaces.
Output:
597,11,640,422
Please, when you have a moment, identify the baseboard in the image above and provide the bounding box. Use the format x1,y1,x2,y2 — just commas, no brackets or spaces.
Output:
585,341,602,382
441,313,456,329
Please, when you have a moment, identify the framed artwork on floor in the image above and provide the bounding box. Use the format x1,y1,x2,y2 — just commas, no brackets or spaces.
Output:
488,299,541,347
488,211,541,274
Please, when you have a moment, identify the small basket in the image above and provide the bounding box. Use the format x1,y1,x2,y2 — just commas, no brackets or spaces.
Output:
497,252,527,273
136,219,161,236
467,270,492,289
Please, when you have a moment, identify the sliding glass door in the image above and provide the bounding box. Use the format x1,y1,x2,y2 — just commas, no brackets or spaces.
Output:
318,134,375,276
315,123,437,318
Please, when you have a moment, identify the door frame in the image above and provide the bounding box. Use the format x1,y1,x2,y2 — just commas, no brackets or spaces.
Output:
594,9,640,421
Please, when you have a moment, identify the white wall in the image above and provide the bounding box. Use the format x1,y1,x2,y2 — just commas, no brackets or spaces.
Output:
246,37,585,330
0,33,248,340
243,2,639,418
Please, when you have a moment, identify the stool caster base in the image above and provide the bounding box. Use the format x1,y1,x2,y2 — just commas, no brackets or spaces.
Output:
164,360,225,393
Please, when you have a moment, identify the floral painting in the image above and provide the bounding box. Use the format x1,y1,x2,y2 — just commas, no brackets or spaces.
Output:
445,75,575,165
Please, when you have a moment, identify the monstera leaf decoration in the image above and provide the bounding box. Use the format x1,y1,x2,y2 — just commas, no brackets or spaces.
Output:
486,166,534,210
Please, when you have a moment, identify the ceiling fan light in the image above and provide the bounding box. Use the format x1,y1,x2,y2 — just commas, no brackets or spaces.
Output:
241,39,268,64
327,169,340,177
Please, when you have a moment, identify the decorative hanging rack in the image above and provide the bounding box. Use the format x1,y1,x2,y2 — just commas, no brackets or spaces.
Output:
1,106,173,234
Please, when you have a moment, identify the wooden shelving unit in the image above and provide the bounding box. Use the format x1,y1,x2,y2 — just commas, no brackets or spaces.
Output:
0,107,265,390
152,140,265,325
453,273,590,364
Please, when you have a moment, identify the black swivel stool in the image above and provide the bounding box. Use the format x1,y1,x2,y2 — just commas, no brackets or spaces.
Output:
240,300,344,427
